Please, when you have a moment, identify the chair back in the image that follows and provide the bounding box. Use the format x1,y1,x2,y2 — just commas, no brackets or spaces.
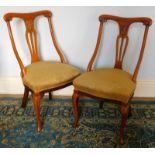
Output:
4,10,65,77
87,15,152,81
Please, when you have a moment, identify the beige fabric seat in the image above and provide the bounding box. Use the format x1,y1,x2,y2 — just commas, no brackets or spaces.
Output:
73,68,136,103
23,61,80,93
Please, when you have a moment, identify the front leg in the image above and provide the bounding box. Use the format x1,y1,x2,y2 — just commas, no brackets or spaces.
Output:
72,90,79,128
32,92,42,132
119,103,129,144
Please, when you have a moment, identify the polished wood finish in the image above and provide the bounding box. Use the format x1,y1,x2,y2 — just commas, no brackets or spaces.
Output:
73,15,152,144
4,10,70,132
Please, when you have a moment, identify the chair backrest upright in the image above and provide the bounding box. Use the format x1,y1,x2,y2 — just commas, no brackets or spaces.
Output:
4,10,65,77
87,15,152,82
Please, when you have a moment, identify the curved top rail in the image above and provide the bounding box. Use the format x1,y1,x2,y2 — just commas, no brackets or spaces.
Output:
4,10,52,21
99,14,152,26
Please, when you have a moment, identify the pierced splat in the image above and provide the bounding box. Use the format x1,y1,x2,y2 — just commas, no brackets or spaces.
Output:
115,23,130,69
24,19,39,62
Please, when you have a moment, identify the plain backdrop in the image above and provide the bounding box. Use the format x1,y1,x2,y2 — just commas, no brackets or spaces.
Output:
0,6,155,80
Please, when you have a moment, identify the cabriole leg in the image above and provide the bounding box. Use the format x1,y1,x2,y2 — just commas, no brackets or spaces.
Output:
119,103,129,144
32,93,42,132
72,90,79,128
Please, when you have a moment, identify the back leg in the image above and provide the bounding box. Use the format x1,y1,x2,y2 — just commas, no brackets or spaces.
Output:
99,101,104,109
21,86,29,109
128,105,132,118
49,91,52,100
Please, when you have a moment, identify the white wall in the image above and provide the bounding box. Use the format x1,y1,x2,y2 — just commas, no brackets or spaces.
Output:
0,6,155,97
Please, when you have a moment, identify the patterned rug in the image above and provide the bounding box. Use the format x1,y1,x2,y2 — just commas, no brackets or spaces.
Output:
0,97,155,148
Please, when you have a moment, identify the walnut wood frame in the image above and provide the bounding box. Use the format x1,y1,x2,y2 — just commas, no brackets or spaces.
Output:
72,15,152,144
4,10,72,132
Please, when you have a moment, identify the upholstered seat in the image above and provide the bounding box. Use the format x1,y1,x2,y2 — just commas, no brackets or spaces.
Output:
23,61,80,93
74,68,135,103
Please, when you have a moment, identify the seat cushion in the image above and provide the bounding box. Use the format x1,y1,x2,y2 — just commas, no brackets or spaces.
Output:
73,68,136,103
23,61,80,93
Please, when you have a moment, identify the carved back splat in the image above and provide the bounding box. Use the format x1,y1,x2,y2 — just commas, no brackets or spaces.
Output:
4,10,65,77
25,19,39,62
87,15,152,81
115,22,129,69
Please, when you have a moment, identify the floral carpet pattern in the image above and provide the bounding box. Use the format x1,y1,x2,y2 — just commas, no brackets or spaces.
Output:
0,97,155,148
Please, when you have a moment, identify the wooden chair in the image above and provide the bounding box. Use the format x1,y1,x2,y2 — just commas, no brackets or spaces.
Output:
72,15,152,144
4,10,80,132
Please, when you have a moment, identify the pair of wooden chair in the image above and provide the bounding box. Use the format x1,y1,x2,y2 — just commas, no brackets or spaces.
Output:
4,10,152,144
